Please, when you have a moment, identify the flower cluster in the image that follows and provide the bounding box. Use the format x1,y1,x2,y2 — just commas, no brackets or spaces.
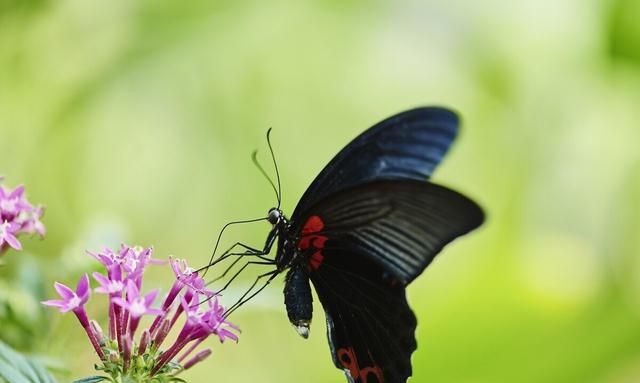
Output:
0,177,45,254
42,244,239,381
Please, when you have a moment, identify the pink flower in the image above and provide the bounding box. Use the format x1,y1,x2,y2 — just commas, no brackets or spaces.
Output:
42,245,239,380
41,274,91,313
41,275,105,360
87,247,120,267
21,206,46,236
171,257,197,283
93,272,125,295
0,180,45,254
206,298,240,343
0,185,24,217
0,220,21,250
113,280,162,319
171,256,214,297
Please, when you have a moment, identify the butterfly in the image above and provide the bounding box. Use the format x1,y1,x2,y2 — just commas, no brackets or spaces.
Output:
207,107,484,383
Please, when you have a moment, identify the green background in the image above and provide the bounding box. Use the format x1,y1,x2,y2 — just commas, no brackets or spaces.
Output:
1,0,640,382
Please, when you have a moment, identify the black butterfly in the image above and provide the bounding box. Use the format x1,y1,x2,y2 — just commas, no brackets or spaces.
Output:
206,107,484,383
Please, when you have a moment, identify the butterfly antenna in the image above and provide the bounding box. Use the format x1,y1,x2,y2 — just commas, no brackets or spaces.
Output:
266,128,282,209
252,150,279,206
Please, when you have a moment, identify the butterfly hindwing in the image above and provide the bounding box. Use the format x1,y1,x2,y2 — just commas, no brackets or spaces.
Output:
309,248,416,383
292,107,459,221
293,180,483,382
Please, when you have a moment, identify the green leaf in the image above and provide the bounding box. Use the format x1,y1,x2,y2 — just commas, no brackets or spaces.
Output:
0,341,39,382
26,359,57,383
0,358,32,383
71,377,110,383
0,341,57,383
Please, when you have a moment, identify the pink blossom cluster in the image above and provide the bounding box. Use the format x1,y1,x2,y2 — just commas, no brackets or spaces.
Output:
0,177,45,254
42,244,239,380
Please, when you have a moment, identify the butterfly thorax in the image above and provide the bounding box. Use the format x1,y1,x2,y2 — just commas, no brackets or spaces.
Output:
266,207,294,271
274,221,295,271
272,211,316,271
268,210,316,339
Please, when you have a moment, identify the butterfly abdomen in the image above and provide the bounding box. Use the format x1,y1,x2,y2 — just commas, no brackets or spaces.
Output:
284,265,313,338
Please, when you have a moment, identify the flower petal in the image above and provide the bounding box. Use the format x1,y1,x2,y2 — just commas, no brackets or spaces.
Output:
144,289,159,307
112,297,127,308
92,272,110,286
8,185,25,199
76,274,91,304
53,282,75,300
217,328,239,343
125,279,140,302
4,232,22,250
41,299,65,309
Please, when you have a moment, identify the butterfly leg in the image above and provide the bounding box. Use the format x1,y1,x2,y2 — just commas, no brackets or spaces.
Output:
223,269,280,319
218,241,262,256
200,240,277,290
207,249,275,285
213,260,276,296
200,241,273,273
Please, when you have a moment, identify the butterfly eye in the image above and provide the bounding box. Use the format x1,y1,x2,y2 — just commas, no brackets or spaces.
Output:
267,208,281,225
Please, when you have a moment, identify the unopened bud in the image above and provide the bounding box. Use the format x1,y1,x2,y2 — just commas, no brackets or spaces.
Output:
90,320,105,344
123,335,132,372
153,319,171,350
183,349,212,370
138,329,151,355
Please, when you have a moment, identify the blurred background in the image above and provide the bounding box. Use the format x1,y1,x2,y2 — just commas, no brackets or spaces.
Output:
1,0,640,382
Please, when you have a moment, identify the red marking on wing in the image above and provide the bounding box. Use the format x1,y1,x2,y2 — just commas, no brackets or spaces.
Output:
299,215,328,271
361,366,384,383
338,347,361,380
337,347,385,383
309,251,325,270
302,215,324,234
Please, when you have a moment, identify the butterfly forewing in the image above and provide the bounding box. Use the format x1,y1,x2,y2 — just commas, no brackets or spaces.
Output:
292,107,459,221
297,180,484,284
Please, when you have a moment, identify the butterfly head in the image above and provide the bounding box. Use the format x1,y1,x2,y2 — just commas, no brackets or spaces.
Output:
267,207,284,226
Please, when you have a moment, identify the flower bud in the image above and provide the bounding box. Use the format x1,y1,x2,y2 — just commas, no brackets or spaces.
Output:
90,320,105,344
183,349,212,370
153,319,172,350
138,329,151,355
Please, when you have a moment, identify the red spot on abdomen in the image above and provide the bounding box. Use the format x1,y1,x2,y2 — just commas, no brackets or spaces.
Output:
299,215,328,271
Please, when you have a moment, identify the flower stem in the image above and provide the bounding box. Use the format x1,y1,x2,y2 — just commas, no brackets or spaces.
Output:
74,308,106,360
108,300,116,340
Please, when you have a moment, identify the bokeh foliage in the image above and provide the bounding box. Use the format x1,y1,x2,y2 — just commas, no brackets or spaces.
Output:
1,0,639,382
